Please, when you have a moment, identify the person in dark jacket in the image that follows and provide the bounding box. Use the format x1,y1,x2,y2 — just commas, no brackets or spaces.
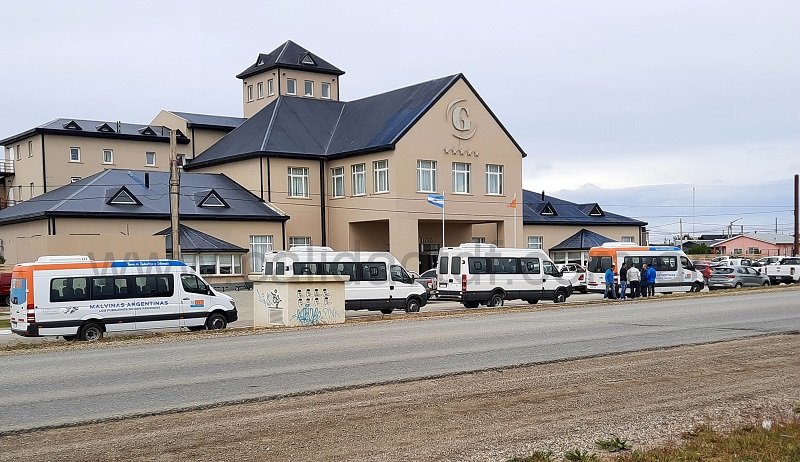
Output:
641,264,650,297
619,262,628,300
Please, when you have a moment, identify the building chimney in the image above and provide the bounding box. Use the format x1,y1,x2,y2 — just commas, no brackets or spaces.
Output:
541,190,545,201
116,121,121,133
144,172,150,188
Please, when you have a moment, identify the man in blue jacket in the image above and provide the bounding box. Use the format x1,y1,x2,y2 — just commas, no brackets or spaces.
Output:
604,264,617,300
645,263,657,296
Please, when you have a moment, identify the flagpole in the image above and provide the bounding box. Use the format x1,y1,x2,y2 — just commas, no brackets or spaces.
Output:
441,190,445,249
514,202,517,248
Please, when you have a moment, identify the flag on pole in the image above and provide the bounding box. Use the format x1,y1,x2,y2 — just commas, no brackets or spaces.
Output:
508,194,517,209
427,193,444,209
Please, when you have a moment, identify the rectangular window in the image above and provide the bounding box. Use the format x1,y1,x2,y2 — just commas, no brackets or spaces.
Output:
8,146,16,161
28,141,33,157
29,182,34,198
352,163,366,196
103,149,113,164
621,236,635,243
247,84,254,102
69,147,80,162
288,167,309,197
360,262,387,281
289,237,311,248
471,237,486,243
267,79,274,96
373,160,389,193
331,166,344,198
250,235,273,273
452,162,471,193
304,80,313,97
527,236,543,249
485,164,503,195
145,152,156,166
257,82,264,99
286,78,297,95
321,82,331,99
733,248,743,255
416,160,437,192
199,255,216,275
746,247,760,254
16,145,20,161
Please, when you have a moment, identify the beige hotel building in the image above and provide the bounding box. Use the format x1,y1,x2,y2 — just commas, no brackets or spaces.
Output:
0,41,645,285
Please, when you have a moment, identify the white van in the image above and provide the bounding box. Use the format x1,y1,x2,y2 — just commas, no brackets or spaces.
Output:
586,243,705,293
436,243,574,307
262,246,427,314
9,256,238,341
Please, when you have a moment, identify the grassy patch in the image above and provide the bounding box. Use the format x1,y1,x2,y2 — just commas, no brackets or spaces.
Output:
0,318,9,329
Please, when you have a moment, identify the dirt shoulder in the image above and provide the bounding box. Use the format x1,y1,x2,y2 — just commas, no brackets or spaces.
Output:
2,334,798,461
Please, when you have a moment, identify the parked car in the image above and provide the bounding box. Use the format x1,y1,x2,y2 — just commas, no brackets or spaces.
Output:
765,257,800,285
557,264,587,294
413,269,438,299
708,265,770,290
692,261,715,284
0,272,10,306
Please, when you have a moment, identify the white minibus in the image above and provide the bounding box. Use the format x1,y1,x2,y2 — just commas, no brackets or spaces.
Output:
10,256,238,341
262,246,427,314
585,243,705,294
436,243,574,307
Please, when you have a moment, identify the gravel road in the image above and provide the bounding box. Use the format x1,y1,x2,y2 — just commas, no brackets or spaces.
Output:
1,333,797,461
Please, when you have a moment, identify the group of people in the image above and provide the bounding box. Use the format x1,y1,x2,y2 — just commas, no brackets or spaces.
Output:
604,262,656,300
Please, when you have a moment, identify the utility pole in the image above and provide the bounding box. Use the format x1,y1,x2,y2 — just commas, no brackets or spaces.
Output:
169,129,181,260
794,174,798,256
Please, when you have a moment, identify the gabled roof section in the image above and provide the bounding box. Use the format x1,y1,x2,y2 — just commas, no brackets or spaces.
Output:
0,118,190,146
155,225,248,253
107,186,141,206
539,202,557,216
170,112,246,130
579,203,604,217
522,189,647,226
551,229,615,250
187,75,463,168
236,40,345,80
138,126,157,136
710,232,796,247
95,123,115,133
0,169,289,225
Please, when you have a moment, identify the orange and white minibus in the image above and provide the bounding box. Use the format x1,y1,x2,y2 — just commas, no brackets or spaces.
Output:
10,256,238,341
586,243,704,294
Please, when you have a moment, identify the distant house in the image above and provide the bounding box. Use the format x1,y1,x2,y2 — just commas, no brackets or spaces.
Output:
710,233,795,257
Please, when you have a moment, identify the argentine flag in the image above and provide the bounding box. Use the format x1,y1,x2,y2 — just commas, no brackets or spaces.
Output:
427,193,444,209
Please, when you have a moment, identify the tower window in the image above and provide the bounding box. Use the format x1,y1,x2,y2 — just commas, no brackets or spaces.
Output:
321,82,331,99
286,78,296,95
304,80,314,97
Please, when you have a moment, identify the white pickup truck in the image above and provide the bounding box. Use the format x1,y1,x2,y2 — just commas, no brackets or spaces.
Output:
765,257,800,285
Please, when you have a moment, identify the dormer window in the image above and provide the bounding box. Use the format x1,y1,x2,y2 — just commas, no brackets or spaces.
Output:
63,120,82,130
95,123,115,133
301,53,315,65
108,187,141,205
197,189,229,208
588,204,604,216
139,126,157,136
540,202,557,216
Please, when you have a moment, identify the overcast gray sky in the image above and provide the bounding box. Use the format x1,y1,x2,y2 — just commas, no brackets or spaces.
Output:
1,0,798,242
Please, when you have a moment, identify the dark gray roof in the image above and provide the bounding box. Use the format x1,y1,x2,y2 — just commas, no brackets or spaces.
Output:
156,225,248,253
236,40,345,80
170,112,247,130
551,229,614,250
0,169,288,225
523,189,647,226
187,74,526,169
0,118,190,146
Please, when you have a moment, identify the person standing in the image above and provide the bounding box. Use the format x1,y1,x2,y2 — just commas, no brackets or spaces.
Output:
646,263,657,296
619,262,628,300
604,264,617,300
641,264,649,297
627,264,641,299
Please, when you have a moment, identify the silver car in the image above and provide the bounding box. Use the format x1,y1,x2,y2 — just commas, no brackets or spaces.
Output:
708,265,770,290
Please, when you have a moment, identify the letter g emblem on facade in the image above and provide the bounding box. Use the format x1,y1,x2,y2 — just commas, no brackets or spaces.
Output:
447,99,477,140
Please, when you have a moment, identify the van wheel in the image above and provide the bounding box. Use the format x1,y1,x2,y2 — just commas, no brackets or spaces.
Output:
554,290,567,303
1,295,9,306
206,313,227,330
526,299,539,305
690,282,702,292
380,308,393,315
489,293,504,307
762,281,770,287
734,282,743,289
187,326,205,332
79,323,104,342
463,301,480,308
405,298,421,313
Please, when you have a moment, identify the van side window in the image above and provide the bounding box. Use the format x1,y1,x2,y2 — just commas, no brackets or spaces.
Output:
542,260,557,276
324,263,356,279
439,257,449,274
360,263,387,281
390,265,409,282
180,274,207,295
91,277,128,300
50,277,89,302
468,257,488,274
264,262,273,275
136,275,174,297
492,258,517,274
520,258,540,274
276,262,285,275
450,257,461,275
680,256,693,270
